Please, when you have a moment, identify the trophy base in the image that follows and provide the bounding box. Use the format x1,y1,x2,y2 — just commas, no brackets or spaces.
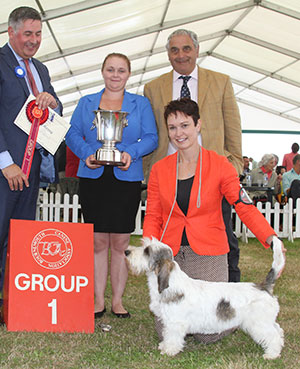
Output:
94,148,124,166
91,159,124,166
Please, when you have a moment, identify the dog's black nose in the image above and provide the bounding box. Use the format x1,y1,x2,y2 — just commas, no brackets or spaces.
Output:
124,250,130,256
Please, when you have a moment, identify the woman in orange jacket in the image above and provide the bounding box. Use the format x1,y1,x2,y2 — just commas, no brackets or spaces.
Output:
143,98,286,342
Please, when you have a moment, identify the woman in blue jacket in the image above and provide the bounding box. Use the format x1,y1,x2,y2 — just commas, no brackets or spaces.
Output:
66,53,158,319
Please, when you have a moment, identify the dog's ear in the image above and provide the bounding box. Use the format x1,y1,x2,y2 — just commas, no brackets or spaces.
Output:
144,245,151,257
156,259,174,293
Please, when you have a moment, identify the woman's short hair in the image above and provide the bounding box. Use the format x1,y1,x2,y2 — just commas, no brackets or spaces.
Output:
258,154,275,168
101,53,131,73
164,98,200,126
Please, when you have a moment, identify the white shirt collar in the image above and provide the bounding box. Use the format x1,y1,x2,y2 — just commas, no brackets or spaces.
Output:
173,65,198,82
8,42,32,64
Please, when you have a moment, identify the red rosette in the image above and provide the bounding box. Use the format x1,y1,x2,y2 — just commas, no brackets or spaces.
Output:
26,100,49,125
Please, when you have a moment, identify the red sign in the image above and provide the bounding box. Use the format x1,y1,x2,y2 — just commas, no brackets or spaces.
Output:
3,220,94,333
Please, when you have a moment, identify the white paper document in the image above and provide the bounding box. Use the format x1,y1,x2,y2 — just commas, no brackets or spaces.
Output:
14,95,70,155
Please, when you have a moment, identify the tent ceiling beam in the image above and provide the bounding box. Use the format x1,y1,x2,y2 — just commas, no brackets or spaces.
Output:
235,97,300,123
260,0,300,20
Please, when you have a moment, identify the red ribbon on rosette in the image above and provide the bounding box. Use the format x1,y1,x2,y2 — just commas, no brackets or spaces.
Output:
21,100,49,178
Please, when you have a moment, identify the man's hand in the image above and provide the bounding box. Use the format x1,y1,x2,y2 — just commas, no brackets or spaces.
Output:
35,92,58,110
2,164,29,191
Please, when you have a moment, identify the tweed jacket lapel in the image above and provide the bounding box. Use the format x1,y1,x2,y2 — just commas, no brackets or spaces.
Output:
159,70,173,106
161,67,211,110
197,66,210,110
159,67,211,112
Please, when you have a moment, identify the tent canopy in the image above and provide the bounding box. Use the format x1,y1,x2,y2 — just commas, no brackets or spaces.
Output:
1,0,300,161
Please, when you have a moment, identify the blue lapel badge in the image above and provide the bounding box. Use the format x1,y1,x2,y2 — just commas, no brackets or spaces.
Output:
15,66,26,78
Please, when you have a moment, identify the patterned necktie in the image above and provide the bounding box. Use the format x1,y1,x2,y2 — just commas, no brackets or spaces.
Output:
23,59,39,96
21,59,45,179
179,75,191,99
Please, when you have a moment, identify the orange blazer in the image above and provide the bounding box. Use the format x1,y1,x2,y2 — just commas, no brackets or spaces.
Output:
143,148,275,256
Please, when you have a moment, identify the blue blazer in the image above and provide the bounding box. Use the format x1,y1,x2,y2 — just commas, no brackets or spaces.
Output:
0,43,62,179
65,89,158,181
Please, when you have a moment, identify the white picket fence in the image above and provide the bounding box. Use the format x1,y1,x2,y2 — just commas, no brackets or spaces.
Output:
36,191,300,242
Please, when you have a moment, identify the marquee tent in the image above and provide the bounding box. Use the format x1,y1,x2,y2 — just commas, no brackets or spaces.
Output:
1,0,299,162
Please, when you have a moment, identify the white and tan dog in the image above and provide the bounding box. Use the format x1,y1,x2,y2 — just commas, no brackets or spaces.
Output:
125,237,285,359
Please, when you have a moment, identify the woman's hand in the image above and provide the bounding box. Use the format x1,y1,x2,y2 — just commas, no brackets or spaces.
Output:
118,152,131,171
85,154,102,169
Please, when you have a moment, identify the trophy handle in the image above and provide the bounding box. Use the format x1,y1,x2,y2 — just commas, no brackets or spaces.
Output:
91,109,100,130
90,117,97,130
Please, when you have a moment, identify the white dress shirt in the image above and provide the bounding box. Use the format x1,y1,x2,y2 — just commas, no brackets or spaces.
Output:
167,66,202,155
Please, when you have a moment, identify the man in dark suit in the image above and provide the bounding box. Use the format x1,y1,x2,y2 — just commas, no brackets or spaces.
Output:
0,6,62,300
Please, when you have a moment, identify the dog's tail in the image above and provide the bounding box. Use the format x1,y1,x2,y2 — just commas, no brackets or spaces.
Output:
260,237,285,294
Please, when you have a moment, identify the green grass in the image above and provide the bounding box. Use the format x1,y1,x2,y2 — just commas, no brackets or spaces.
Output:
0,236,299,369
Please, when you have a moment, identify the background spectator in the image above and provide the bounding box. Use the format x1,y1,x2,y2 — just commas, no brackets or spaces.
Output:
240,156,251,182
282,143,299,171
249,157,258,170
250,154,281,205
57,142,80,201
275,166,287,205
282,154,300,207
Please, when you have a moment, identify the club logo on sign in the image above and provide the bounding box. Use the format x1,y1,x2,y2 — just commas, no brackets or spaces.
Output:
31,229,73,270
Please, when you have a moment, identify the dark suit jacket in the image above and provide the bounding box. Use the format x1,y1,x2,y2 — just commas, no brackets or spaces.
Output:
0,43,62,178
0,44,62,290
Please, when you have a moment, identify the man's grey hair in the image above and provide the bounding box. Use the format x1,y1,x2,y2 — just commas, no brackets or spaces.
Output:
8,6,41,32
258,154,276,168
166,29,199,50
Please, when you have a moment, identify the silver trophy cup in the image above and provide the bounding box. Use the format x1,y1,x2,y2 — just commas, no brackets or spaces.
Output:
91,109,128,166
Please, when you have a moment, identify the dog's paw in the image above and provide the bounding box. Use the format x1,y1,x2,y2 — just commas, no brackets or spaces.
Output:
158,342,164,350
263,353,281,360
158,342,181,356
